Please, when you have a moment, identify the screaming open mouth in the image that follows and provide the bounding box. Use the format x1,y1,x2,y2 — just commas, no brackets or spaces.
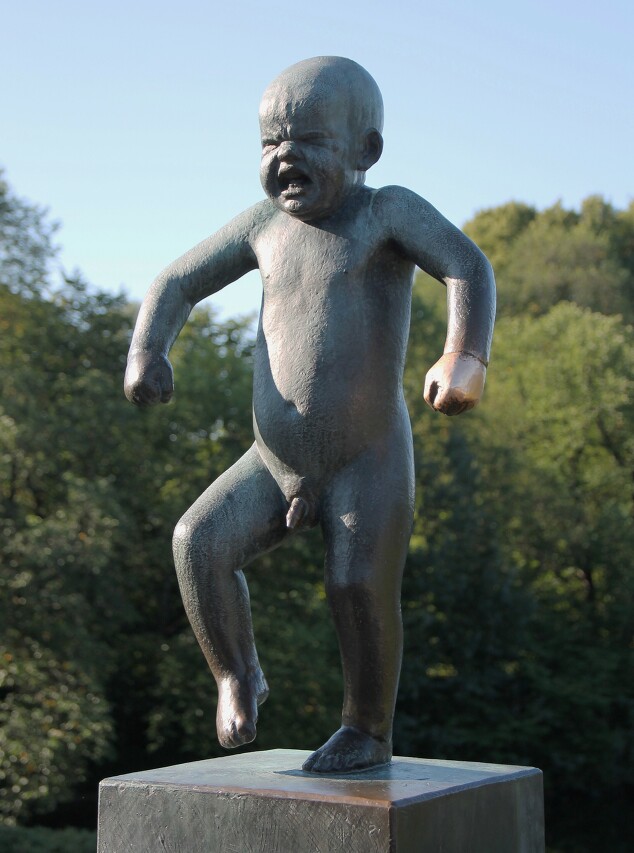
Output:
278,166,311,196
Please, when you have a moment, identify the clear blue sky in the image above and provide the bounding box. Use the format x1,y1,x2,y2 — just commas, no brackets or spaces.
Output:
2,0,632,318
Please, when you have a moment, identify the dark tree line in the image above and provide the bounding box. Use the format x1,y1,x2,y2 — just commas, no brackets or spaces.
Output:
1,171,632,851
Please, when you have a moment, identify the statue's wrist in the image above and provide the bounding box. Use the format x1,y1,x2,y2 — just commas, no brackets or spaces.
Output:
128,347,168,360
443,350,488,368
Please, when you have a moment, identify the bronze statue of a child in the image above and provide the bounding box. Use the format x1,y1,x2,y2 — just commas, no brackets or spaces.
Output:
124,56,495,774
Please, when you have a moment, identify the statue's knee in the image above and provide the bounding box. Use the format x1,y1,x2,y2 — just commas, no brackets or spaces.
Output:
325,575,397,611
173,515,226,573
325,577,363,602
173,516,202,560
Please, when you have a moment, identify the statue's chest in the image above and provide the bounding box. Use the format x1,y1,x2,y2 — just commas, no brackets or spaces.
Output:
255,219,375,300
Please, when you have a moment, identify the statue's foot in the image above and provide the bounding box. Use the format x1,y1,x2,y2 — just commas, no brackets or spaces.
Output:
302,726,392,774
216,669,269,749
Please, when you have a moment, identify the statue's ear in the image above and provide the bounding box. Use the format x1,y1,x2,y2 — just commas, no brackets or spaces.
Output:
358,129,383,172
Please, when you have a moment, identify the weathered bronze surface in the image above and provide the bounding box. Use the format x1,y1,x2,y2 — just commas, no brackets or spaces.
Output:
98,750,544,852
124,57,496,774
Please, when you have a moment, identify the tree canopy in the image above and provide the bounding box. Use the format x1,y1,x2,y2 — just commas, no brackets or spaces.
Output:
464,196,634,322
1,173,632,851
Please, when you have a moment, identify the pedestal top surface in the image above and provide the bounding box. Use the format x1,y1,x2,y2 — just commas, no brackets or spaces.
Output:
103,749,540,808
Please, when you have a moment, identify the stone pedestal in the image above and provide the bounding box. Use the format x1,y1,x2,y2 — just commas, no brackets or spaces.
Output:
98,748,544,852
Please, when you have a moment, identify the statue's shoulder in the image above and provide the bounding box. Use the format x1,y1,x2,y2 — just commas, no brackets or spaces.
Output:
218,199,279,247
238,199,278,232
371,185,432,212
369,185,443,233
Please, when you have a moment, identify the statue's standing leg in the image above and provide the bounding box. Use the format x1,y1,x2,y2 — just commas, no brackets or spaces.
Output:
172,443,289,748
303,418,415,773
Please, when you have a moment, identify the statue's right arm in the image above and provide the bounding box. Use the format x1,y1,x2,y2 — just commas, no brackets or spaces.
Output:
124,203,267,407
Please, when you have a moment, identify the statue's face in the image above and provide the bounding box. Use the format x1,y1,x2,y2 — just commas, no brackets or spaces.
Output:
259,84,363,221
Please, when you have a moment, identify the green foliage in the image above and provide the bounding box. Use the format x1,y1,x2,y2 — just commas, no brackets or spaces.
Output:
463,200,537,281
1,172,632,850
465,196,634,322
472,305,634,791
0,189,125,823
400,281,634,850
0,171,58,299
0,825,95,853
0,639,111,825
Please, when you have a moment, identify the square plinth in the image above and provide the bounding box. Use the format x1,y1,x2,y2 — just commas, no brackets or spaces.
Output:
98,748,544,853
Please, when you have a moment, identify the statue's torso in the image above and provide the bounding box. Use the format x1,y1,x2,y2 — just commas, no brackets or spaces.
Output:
251,191,415,501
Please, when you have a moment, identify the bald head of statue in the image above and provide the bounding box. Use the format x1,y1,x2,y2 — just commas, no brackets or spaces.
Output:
259,57,384,221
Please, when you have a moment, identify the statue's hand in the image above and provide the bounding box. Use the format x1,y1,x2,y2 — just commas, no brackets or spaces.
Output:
423,352,486,416
124,351,174,407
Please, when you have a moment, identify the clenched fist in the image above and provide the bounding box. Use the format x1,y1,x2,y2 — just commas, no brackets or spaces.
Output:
423,351,486,416
124,351,174,407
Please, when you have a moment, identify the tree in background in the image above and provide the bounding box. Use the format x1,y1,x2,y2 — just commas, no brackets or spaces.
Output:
1,171,633,851
0,176,120,823
465,196,634,322
473,304,634,792
0,172,335,828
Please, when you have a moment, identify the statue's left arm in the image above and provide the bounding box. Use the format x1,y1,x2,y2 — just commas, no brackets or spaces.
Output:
380,186,496,415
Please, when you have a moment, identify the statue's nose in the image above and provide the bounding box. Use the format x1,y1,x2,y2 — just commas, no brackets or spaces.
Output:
278,140,299,161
